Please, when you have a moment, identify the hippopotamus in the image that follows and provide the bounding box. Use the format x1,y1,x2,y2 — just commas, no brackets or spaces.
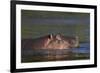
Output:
31,34,79,49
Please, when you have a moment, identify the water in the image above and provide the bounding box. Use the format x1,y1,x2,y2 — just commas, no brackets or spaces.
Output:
21,42,90,63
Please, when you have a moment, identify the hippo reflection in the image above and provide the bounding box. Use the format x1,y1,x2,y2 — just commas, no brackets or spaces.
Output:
32,34,79,49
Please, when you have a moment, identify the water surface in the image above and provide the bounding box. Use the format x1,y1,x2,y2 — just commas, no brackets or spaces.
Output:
21,42,90,63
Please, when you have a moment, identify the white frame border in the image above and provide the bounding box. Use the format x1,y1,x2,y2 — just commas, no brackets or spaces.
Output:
16,4,94,69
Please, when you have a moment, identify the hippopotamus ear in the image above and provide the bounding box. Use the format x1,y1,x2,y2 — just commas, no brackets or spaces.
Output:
55,34,62,40
48,34,53,39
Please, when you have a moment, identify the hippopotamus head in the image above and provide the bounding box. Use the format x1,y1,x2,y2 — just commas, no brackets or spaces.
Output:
44,34,79,49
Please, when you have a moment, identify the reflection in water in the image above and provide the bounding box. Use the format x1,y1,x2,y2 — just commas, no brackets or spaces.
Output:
21,43,90,63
